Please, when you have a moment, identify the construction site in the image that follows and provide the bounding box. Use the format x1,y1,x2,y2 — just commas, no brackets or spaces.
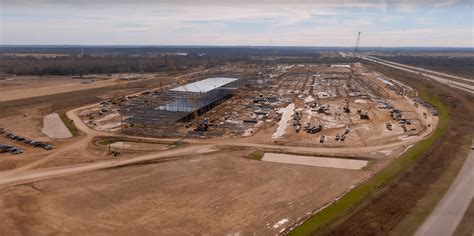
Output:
2,0,474,233
77,62,437,150
2,47,470,236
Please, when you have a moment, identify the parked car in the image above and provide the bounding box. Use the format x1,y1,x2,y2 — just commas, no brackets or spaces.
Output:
41,144,53,150
24,140,37,146
10,148,23,154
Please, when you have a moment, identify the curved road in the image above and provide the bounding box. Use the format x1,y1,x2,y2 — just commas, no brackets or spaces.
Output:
416,143,474,236
359,55,474,235
360,55,474,95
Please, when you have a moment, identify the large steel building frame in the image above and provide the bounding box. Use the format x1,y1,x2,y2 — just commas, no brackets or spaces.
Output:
121,77,240,136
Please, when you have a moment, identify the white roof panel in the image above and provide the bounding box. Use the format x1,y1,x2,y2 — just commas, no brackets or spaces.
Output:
171,77,238,93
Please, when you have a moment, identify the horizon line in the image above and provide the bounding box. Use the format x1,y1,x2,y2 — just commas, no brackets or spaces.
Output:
1,44,473,49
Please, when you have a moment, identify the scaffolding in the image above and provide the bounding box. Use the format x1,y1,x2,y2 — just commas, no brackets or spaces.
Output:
120,77,240,137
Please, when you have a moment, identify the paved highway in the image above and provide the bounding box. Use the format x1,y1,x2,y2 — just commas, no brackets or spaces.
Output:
358,54,474,235
416,143,474,236
360,55,474,95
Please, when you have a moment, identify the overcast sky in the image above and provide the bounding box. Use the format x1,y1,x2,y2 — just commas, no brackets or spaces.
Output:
0,0,473,47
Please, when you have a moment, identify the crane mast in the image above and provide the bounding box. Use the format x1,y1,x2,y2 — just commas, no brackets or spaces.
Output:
354,31,361,55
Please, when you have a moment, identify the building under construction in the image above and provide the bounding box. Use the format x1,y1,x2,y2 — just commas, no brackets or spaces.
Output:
121,77,240,137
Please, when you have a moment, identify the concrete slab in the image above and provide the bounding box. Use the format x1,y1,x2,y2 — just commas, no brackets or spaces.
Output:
42,113,72,139
262,153,368,170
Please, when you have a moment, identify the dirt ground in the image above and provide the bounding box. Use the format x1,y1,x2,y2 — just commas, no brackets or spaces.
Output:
0,62,462,235
0,74,186,172
454,199,474,236
0,74,166,102
0,72,191,119
320,62,474,235
0,149,371,235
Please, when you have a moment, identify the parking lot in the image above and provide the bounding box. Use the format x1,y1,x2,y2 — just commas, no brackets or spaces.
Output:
0,127,53,155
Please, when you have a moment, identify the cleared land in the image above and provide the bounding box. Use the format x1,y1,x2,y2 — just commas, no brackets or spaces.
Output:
0,59,463,235
0,149,371,235
454,199,474,235
0,75,135,101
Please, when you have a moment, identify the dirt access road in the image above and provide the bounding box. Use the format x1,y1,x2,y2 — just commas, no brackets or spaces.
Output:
0,145,217,188
0,148,371,235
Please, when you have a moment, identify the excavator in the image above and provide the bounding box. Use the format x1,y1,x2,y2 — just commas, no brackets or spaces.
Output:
360,104,372,120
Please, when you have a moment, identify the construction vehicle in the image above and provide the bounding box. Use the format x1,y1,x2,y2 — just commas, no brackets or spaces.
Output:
111,150,121,157
194,118,209,132
360,112,369,120
360,104,372,120
344,127,350,135
319,135,325,143
317,105,331,115
307,125,323,134
335,133,340,141
401,124,407,132
303,123,310,131
296,124,301,133
293,112,302,126
343,99,350,113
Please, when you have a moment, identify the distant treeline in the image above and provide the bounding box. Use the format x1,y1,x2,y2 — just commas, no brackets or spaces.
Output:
0,46,324,57
0,55,356,76
0,46,363,76
375,55,474,79
2,45,473,55
0,55,229,76
0,46,325,76
0,45,375,76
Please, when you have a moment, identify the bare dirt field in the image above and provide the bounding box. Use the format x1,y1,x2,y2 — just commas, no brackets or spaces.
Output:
0,74,168,102
0,78,167,118
0,149,371,235
454,199,474,235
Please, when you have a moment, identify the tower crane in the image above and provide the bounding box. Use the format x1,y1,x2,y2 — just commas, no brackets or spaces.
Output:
348,32,361,90
354,32,361,56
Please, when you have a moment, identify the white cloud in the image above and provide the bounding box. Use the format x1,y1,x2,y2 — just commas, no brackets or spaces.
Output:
0,0,472,46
